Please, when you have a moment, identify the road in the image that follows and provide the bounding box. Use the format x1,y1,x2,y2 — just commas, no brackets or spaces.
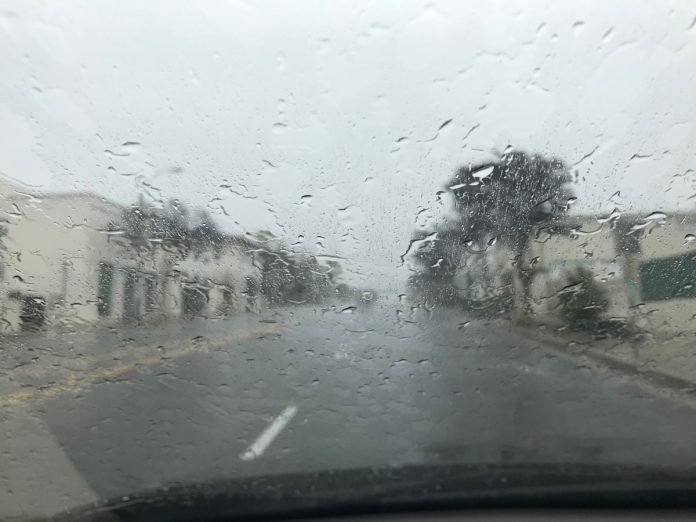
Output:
3,303,696,519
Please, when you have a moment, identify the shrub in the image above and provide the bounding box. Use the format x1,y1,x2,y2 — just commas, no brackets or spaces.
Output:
558,266,609,329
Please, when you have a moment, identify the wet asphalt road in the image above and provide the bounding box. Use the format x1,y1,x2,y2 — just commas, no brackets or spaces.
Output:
4,303,696,518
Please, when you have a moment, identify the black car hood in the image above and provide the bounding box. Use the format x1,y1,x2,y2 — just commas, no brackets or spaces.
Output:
48,462,696,522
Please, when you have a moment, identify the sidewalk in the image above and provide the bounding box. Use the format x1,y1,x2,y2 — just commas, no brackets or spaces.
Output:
512,318,696,391
0,310,293,406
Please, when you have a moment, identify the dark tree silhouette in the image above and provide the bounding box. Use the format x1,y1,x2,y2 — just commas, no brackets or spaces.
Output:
409,150,574,314
259,249,335,305
449,150,573,312
252,232,338,305
160,199,189,247
116,198,225,258
190,209,224,257
407,227,468,305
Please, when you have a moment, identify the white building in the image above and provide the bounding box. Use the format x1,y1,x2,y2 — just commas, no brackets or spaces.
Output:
454,212,696,335
0,176,261,334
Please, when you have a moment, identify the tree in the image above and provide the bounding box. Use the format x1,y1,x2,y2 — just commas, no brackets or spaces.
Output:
448,150,573,313
115,197,228,259
558,266,609,329
255,239,338,305
189,209,224,257
160,199,189,248
407,227,468,305
408,150,574,314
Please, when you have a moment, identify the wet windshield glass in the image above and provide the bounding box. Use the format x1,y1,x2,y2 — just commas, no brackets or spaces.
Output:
2,0,696,519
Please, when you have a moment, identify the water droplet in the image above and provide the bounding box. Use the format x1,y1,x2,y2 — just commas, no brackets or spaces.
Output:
438,119,453,131
262,159,278,168
272,122,288,134
602,27,615,43
644,211,667,221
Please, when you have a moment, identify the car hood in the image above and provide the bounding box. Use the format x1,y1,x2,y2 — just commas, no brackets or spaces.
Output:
48,461,696,522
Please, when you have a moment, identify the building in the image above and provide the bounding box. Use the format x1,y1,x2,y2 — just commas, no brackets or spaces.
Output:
0,176,262,334
455,211,696,335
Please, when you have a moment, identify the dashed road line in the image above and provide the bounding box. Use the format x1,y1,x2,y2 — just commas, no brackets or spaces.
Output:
240,405,298,461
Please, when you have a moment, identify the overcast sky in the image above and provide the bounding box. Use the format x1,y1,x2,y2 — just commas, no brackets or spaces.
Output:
1,0,695,287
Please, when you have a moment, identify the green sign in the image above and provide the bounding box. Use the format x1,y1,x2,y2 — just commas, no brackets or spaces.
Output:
640,253,696,301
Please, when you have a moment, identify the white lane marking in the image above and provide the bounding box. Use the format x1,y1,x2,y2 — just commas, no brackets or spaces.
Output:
240,405,298,461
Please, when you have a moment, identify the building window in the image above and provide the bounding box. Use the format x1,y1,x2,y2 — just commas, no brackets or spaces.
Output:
221,286,234,315
145,276,157,314
182,284,208,318
123,270,138,321
97,262,114,317
16,294,46,332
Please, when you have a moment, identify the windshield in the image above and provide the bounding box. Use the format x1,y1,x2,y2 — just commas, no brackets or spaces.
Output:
2,0,696,519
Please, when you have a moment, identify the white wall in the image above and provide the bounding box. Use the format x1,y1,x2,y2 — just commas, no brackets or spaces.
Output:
528,223,630,319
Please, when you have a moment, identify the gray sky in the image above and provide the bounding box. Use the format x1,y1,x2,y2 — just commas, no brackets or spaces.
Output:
1,0,695,287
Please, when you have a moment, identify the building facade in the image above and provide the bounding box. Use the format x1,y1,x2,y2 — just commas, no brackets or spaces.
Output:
0,177,262,334
455,212,696,335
